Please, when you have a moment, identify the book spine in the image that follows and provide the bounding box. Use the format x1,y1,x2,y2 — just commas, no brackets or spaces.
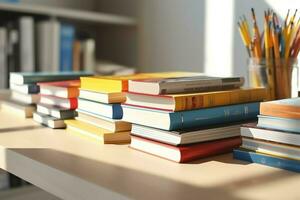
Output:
169,102,260,130
174,88,266,111
60,24,75,72
233,149,300,173
0,27,7,89
69,98,78,110
19,17,35,72
260,103,300,119
82,39,95,72
112,104,123,119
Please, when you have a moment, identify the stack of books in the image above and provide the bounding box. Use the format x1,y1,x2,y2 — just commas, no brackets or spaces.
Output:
0,72,92,118
33,80,80,129
65,72,201,144
122,76,267,163
234,98,300,172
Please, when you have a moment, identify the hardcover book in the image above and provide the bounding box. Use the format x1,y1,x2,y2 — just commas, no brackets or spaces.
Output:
40,95,77,109
79,89,126,104
37,104,77,119
130,136,241,163
128,76,244,95
38,80,80,98
257,115,300,133
122,102,260,130
80,72,200,93
125,87,266,111
33,112,66,129
11,91,40,104
10,83,40,94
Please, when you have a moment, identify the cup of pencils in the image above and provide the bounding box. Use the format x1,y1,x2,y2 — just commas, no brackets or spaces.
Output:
238,8,299,100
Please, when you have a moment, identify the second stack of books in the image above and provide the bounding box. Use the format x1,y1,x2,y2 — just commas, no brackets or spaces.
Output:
123,76,267,163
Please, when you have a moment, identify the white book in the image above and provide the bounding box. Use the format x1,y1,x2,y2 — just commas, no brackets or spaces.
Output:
19,16,35,72
82,39,95,72
37,20,60,72
11,91,40,104
0,27,7,89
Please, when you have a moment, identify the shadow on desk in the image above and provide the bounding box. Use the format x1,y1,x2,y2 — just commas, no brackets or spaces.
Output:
0,126,44,134
3,148,299,200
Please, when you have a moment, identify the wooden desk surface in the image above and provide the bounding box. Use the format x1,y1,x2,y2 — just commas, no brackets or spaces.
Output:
0,98,300,199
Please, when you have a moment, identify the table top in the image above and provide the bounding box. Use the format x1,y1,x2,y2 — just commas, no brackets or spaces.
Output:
0,93,300,200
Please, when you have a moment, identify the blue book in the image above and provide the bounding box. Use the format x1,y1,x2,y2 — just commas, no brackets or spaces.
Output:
233,148,300,173
10,71,93,85
122,102,260,130
78,98,123,119
60,24,75,72
258,115,300,134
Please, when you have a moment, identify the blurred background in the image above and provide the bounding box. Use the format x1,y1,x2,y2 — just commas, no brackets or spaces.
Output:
0,0,299,199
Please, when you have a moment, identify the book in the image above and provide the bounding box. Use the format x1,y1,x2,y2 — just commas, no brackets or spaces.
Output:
79,89,126,104
260,98,300,119
82,39,95,72
77,98,122,119
10,83,40,94
257,115,300,133
130,136,241,163
76,109,131,132
37,20,60,72
241,124,300,146
233,148,300,173
125,87,267,111
10,71,92,85
122,102,260,131
131,123,242,146
0,27,7,89
0,100,35,118
80,72,200,93
40,95,77,109
38,80,80,98
19,16,35,72
6,21,19,76
241,137,300,161
60,24,75,72
37,104,77,119
65,120,131,144
33,112,66,129
11,91,40,104
128,76,245,95
72,40,81,71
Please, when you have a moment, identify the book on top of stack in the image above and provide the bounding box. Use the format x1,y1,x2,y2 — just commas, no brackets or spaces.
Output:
65,72,202,144
0,71,92,119
121,75,268,163
234,98,300,173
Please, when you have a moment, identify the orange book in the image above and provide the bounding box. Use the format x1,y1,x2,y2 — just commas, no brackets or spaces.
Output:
38,80,80,98
260,98,300,119
80,72,200,93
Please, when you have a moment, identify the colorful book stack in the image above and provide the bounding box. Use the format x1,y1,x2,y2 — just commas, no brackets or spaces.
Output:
33,80,80,129
234,98,300,172
1,72,91,118
123,76,268,163
65,72,201,144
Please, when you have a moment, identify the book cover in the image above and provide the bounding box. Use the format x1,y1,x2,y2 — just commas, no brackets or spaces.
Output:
125,87,267,111
60,24,75,72
122,102,260,130
233,148,300,173
10,71,92,85
257,115,300,133
130,136,241,163
80,72,200,93
260,97,300,119
40,95,78,109
128,76,245,95
38,80,80,98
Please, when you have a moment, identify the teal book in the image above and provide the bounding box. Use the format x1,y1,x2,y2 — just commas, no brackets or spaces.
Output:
10,71,93,85
233,148,300,173
122,102,260,130
257,115,300,134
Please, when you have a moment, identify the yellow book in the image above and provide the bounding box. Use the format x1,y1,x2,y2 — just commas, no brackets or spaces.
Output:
125,87,267,111
65,120,130,144
80,72,200,93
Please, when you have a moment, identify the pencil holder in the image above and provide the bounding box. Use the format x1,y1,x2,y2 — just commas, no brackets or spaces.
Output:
247,58,299,100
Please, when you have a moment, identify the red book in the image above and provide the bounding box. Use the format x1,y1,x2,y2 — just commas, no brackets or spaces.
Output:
38,80,80,98
39,95,78,109
130,136,241,163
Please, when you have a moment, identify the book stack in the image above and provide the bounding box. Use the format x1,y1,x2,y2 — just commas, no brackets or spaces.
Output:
65,72,201,144
122,76,268,163
33,80,81,129
234,98,300,172
0,72,92,118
